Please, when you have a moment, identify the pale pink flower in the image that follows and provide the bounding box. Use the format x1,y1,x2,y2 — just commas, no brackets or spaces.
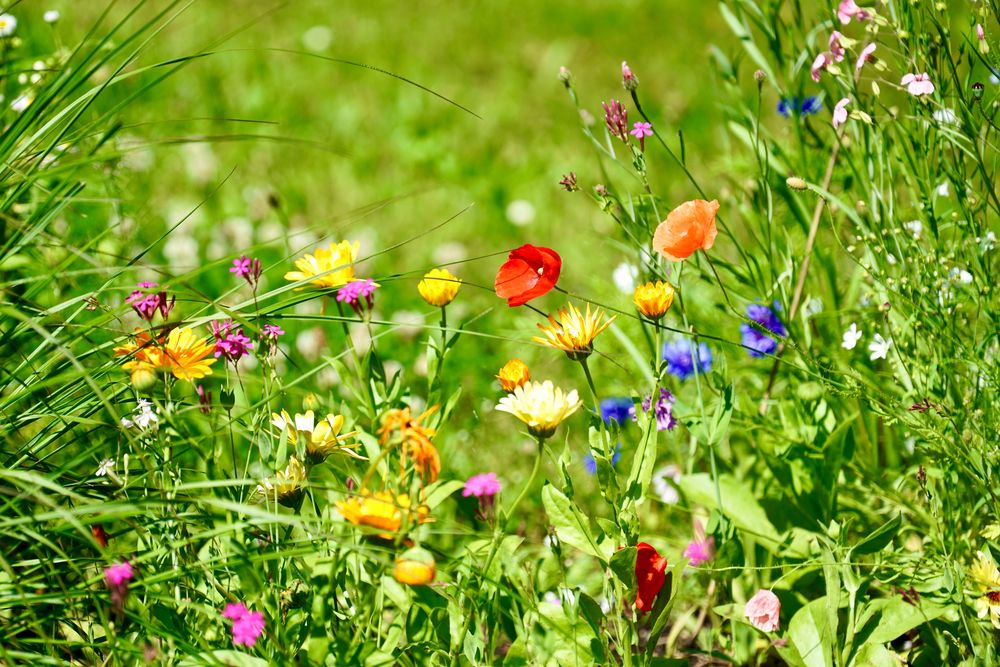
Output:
855,43,876,71
810,52,831,82
901,72,935,96
977,24,986,42
828,31,845,62
833,98,850,129
745,589,781,632
837,0,870,25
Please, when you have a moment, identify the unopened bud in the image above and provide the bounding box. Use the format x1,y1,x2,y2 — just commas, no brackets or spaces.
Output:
621,61,639,91
130,368,158,391
786,176,807,190
973,81,985,101
302,393,321,411
558,66,572,87
754,69,766,82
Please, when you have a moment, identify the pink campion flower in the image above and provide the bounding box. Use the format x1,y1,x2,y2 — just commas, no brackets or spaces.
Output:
621,61,638,91
828,31,845,62
855,43,876,71
262,324,284,339
629,121,653,152
602,99,630,143
683,520,716,566
230,255,262,287
209,320,253,363
901,72,935,96
463,472,501,498
196,384,212,414
336,278,379,315
833,98,850,129
104,560,134,587
837,0,870,25
222,602,266,647
810,52,832,82
745,589,781,632
126,283,175,322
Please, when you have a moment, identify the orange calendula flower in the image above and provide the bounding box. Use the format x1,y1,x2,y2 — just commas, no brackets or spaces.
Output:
653,199,720,262
633,281,675,319
336,489,430,538
284,240,359,288
116,327,216,382
394,548,436,586
497,359,530,392
533,303,615,360
417,268,461,307
378,407,440,482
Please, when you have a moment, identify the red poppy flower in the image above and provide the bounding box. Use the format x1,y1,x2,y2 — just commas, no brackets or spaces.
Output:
494,244,562,307
635,541,668,613
92,524,109,548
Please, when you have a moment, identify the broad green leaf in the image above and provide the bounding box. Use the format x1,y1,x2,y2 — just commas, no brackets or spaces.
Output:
541,484,608,562
422,479,465,510
788,596,835,667
851,515,901,556
679,474,793,554
609,546,637,589
862,598,946,644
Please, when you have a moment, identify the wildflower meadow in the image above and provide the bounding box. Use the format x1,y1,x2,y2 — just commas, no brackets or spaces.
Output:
2,0,999,664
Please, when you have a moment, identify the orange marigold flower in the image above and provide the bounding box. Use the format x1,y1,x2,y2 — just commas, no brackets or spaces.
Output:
497,359,530,392
653,199,720,262
533,303,615,360
116,327,216,383
633,281,675,319
336,489,430,538
394,548,436,586
378,407,441,482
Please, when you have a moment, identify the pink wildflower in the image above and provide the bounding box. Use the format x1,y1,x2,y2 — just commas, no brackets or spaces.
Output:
629,121,653,151
828,31,845,62
126,283,174,322
602,99,629,143
463,472,501,498
262,324,284,339
621,61,638,91
104,560,134,587
209,320,253,363
810,52,831,82
196,384,212,414
901,72,934,97
833,98,850,129
684,520,716,566
855,43,876,71
745,589,781,632
222,602,265,648
230,255,262,287
837,0,870,25
336,278,379,315
977,24,986,42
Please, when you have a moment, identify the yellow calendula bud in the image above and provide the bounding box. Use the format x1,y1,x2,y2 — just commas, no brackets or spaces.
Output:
496,359,530,392
393,548,436,586
302,393,321,412
417,268,461,307
632,281,675,319
130,367,158,391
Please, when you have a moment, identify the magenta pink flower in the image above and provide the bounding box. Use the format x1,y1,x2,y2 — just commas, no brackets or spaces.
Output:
126,283,175,322
977,24,986,42
621,61,638,91
810,52,831,82
832,98,850,129
745,589,781,632
828,31,845,62
837,0,870,24
630,121,653,152
230,255,262,287
684,535,716,566
262,324,284,339
104,560,134,587
855,43,876,71
196,384,212,414
602,99,629,143
901,72,934,97
463,472,501,498
222,602,265,647
209,319,253,363
336,278,379,314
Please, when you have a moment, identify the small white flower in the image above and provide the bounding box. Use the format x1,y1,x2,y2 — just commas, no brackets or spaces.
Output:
96,459,116,477
936,181,950,197
868,334,892,360
903,220,922,239
886,253,897,265
505,199,536,226
957,269,973,284
984,231,997,251
0,13,17,37
841,323,863,350
10,95,32,113
44,10,60,23
611,262,639,294
651,464,681,504
932,108,959,126
802,297,823,319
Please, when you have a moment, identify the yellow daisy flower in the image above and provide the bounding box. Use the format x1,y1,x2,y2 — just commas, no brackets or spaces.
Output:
271,409,365,463
284,240,359,288
253,456,307,507
971,550,1000,629
496,379,582,439
633,281,675,319
417,267,461,307
116,327,216,383
533,303,615,360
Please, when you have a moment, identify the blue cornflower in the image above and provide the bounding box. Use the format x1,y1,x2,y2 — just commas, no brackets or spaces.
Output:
777,96,822,118
800,96,822,115
584,444,622,475
599,397,636,426
662,339,712,381
740,301,787,358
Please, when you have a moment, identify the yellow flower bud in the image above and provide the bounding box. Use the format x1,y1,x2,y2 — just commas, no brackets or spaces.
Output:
417,268,461,307
496,359,530,392
632,281,675,319
130,367,158,391
393,548,436,586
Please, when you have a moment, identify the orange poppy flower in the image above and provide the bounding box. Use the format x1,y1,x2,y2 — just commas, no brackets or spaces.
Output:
635,541,668,613
653,199,720,262
494,244,562,307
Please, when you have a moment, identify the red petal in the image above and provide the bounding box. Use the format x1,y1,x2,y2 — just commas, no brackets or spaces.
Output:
634,542,667,613
495,244,562,307
495,259,539,302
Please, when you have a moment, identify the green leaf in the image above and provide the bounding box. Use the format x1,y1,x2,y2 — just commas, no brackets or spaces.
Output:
422,479,465,511
851,515,901,556
850,643,899,667
178,652,269,667
788,596,835,667
541,484,608,562
860,598,946,645
609,546,637,589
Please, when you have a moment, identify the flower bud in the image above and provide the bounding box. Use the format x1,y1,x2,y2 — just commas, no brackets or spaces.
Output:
558,66,572,87
785,176,807,191
754,69,766,82
496,359,530,392
130,367,158,391
302,393,321,412
394,547,435,586
621,61,639,91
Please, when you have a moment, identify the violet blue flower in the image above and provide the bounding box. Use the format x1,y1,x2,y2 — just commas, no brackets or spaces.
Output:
642,387,677,431
662,340,712,381
740,302,787,358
